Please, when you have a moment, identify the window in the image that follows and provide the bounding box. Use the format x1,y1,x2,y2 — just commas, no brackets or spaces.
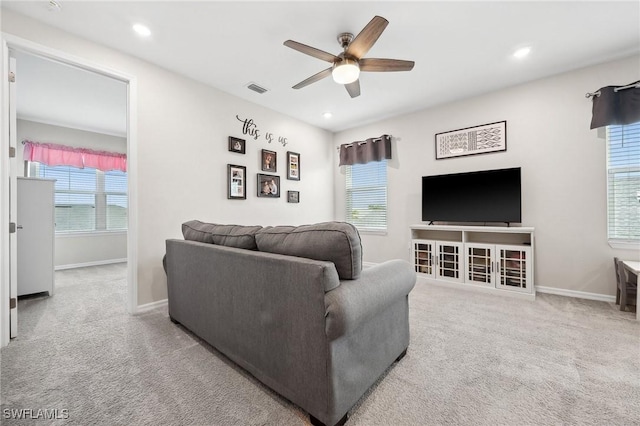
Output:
607,122,640,242
346,160,387,231
30,163,128,233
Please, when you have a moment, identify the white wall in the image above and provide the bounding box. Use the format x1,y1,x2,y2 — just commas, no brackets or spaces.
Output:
3,10,335,305
16,119,128,268
54,233,126,268
334,55,640,298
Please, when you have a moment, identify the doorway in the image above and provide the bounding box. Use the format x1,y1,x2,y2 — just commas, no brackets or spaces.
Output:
1,35,138,346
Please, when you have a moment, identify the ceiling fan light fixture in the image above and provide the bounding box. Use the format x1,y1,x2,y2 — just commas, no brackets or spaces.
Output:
332,59,360,85
284,15,412,97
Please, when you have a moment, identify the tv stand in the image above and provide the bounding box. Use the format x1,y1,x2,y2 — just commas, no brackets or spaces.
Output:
410,224,535,299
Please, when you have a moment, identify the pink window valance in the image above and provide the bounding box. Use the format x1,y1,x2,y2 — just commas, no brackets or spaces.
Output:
23,140,127,172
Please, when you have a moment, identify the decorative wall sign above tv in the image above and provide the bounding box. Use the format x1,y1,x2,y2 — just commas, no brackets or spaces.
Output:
229,136,246,154
261,149,277,172
287,151,300,180
435,121,506,160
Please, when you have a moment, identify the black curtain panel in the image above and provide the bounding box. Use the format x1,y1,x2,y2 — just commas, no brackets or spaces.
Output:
590,81,640,129
339,134,392,166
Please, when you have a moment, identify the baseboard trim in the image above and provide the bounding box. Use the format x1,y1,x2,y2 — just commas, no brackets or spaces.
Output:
368,258,616,303
536,286,616,303
55,258,127,271
418,276,536,301
136,298,168,314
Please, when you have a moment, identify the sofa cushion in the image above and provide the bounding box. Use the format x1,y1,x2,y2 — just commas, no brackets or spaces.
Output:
182,220,262,250
255,222,362,280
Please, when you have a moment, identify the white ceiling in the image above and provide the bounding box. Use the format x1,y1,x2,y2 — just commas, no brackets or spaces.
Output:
4,1,640,134
13,50,127,137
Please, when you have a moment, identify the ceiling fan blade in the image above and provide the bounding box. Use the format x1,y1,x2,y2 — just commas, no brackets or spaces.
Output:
284,40,339,63
292,67,333,89
346,16,389,59
345,80,361,98
360,58,415,72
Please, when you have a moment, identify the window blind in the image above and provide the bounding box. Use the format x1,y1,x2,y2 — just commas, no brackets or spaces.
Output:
35,163,127,233
607,122,640,241
104,170,128,230
346,160,387,231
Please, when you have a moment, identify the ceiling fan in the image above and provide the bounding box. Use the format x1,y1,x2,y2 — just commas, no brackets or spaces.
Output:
284,15,415,98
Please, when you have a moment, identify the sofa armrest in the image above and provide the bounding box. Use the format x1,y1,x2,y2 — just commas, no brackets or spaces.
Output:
324,259,416,340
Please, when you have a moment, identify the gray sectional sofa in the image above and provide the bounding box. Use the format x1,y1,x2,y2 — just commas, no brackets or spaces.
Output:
165,221,416,426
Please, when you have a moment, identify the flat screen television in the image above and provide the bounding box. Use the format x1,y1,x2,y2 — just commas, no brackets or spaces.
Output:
422,167,521,224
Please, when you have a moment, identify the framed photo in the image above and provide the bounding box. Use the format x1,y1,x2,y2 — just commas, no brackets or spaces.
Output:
257,174,280,198
287,191,300,203
261,149,277,172
227,164,246,199
435,121,506,160
286,151,300,180
228,136,246,154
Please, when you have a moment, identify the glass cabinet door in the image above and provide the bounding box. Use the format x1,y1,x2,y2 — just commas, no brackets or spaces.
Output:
466,243,495,286
497,246,530,291
413,240,434,276
436,242,463,282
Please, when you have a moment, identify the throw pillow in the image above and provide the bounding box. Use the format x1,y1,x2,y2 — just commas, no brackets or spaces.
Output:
255,221,362,280
182,220,262,250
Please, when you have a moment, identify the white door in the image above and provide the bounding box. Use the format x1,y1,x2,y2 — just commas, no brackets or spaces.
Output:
8,54,18,338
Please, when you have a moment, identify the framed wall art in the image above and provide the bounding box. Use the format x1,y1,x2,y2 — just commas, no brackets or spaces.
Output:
287,191,299,203
257,174,280,198
435,121,506,160
286,151,300,180
261,149,277,172
228,136,246,154
227,164,246,200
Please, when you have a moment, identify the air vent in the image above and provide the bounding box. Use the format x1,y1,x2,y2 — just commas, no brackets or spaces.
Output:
246,82,268,94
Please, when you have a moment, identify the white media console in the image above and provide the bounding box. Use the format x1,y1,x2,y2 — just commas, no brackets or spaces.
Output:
410,224,535,299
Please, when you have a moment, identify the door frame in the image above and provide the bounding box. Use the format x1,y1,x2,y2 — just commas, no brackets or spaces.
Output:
0,34,139,347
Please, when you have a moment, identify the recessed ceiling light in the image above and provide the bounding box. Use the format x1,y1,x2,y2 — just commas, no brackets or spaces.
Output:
513,47,531,59
323,112,333,119
133,23,151,38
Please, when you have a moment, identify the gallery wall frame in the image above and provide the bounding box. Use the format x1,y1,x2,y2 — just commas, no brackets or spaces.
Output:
227,164,247,199
261,149,277,172
287,191,299,203
229,136,246,154
286,151,300,180
435,121,507,160
257,173,280,198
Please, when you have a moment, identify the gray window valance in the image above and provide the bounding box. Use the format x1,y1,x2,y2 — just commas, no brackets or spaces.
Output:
589,80,640,129
339,134,392,166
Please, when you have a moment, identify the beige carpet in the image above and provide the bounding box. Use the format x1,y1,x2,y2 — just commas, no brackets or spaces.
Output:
1,264,639,425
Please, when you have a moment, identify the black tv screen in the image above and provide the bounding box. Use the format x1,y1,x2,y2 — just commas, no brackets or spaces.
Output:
422,167,521,223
